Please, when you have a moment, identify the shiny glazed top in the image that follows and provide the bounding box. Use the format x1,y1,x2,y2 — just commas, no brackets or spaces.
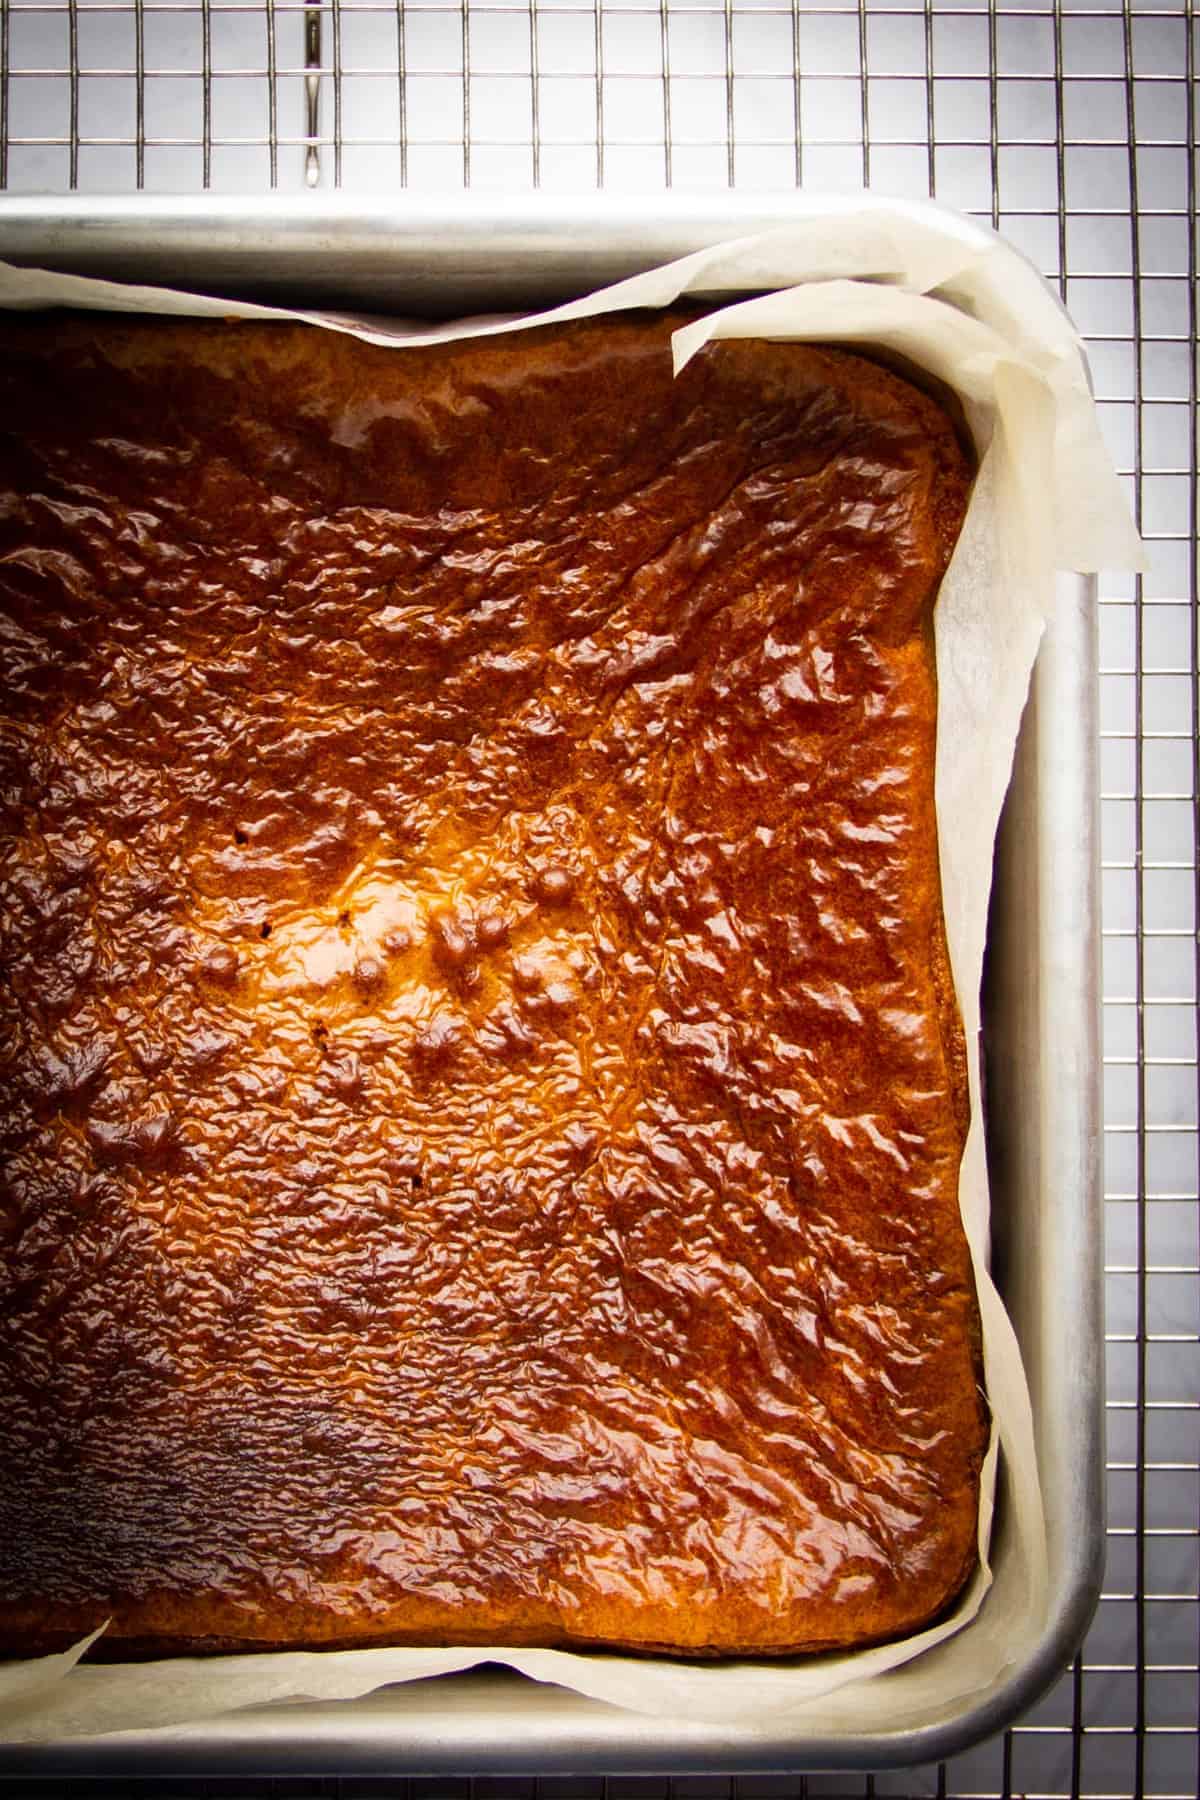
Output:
0,311,982,1657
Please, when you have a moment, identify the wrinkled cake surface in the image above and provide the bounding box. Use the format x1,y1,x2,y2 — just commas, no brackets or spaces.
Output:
0,312,983,1658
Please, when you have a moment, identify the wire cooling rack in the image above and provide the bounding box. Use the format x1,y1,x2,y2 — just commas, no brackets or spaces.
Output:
0,1,1197,1796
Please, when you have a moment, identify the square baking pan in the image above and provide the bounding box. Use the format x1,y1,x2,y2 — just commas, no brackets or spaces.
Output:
0,191,1104,1776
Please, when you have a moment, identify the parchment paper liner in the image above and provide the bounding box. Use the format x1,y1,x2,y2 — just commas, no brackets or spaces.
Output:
0,203,1141,1742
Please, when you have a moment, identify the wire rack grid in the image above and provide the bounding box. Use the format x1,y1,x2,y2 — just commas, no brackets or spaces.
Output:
0,1,1197,1796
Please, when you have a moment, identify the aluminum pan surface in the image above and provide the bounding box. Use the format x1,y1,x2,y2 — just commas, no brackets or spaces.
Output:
0,195,1102,1772
0,190,1006,311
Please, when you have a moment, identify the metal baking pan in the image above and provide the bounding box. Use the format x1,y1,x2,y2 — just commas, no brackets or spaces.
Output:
0,191,1103,1775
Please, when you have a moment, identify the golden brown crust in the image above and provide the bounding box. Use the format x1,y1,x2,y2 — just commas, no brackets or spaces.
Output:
0,311,983,1660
